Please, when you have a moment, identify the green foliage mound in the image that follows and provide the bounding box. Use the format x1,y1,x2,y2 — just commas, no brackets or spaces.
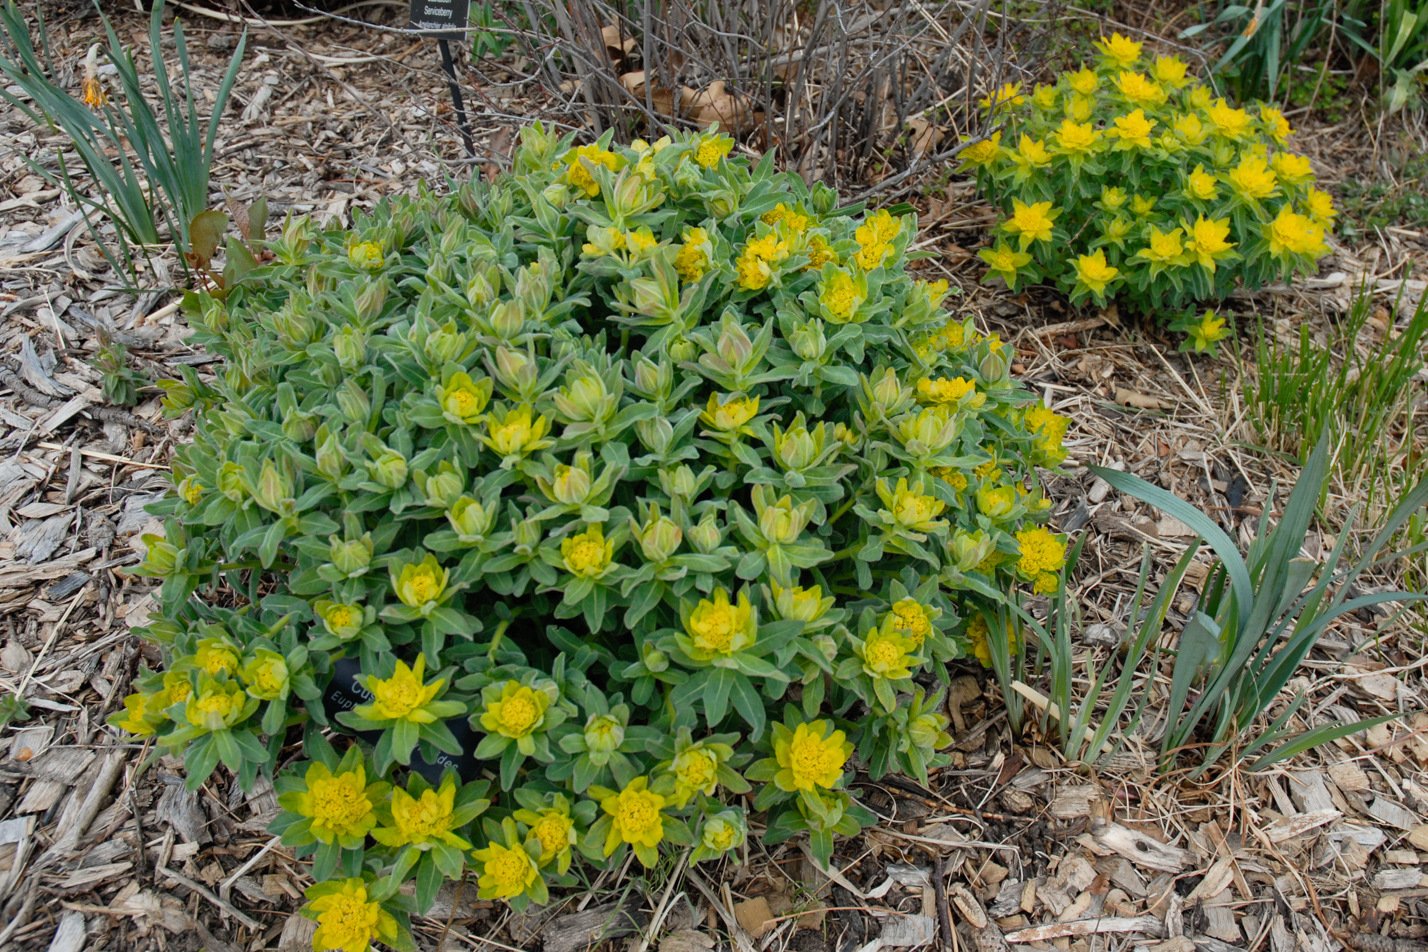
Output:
117,125,1069,943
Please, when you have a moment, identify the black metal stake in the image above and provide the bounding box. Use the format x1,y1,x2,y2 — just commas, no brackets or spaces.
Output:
437,37,476,160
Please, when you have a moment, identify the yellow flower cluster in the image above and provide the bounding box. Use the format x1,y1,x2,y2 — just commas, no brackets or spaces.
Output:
967,34,1334,324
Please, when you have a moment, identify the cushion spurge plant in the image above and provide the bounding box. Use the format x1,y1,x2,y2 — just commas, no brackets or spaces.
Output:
966,34,1335,345
115,124,1071,945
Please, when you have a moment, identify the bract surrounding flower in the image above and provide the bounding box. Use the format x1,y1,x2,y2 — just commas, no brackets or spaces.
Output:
1184,309,1231,353
886,598,934,646
240,649,289,701
1015,526,1067,593
1186,164,1218,201
1260,104,1292,143
735,232,791,290
561,524,615,578
479,681,551,740
1108,109,1156,149
674,226,711,281
599,776,667,859
978,243,1032,286
192,637,240,677
305,878,401,952
1073,250,1119,296
318,600,365,640
113,690,164,736
1025,405,1070,464
1305,188,1337,227
516,803,577,871
979,82,1025,110
184,677,250,731
1113,71,1164,107
694,132,734,168
960,131,1002,168
859,627,917,680
702,392,760,432
1153,55,1189,87
1206,99,1253,139
284,761,381,847
1051,119,1099,155
1014,134,1052,172
772,720,851,792
485,405,552,458
392,554,448,613
684,588,757,659
1135,226,1188,271
437,371,491,425
1068,68,1098,94
697,810,746,857
1096,32,1142,68
669,746,721,807
1270,152,1314,185
915,375,982,408
563,143,623,196
372,773,473,850
354,655,451,725
1002,199,1058,249
348,241,384,271
1228,154,1278,200
877,477,948,532
472,829,543,901
1183,215,1236,272
854,209,902,269
1174,112,1207,146
1265,207,1328,258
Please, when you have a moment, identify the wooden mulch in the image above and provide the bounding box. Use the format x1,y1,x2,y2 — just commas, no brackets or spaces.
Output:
2,3,1427,951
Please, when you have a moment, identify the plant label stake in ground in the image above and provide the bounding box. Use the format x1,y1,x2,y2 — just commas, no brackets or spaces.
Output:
409,0,475,158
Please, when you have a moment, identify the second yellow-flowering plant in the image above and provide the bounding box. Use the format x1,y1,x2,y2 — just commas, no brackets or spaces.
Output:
967,33,1334,340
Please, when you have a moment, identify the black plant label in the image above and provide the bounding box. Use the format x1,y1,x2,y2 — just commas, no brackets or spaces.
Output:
322,656,482,784
408,0,467,39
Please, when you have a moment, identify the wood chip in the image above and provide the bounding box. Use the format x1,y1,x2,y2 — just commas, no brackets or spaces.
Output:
1186,857,1235,902
1084,822,1189,872
46,911,88,952
873,914,935,948
1367,797,1420,832
1098,858,1147,898
949,884,988,929
1327,761,1370,794
1003,915,1165,943
1201,898,1242,943
1048,784,1102,819
1288,771,1336,813
1373,868,1425,890
156,783,210,845
1142,939,1196,952
660,931,715,952
1259,809,1342,842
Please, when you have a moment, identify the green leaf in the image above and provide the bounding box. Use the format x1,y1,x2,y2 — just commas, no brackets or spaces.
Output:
729,675,766,739
704,670,732,728
415,854,444,913
1091,465,1253,610
1248,713,1404,771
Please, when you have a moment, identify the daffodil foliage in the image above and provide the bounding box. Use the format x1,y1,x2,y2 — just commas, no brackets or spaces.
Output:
115,124,1069,942
966,33,1335,324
